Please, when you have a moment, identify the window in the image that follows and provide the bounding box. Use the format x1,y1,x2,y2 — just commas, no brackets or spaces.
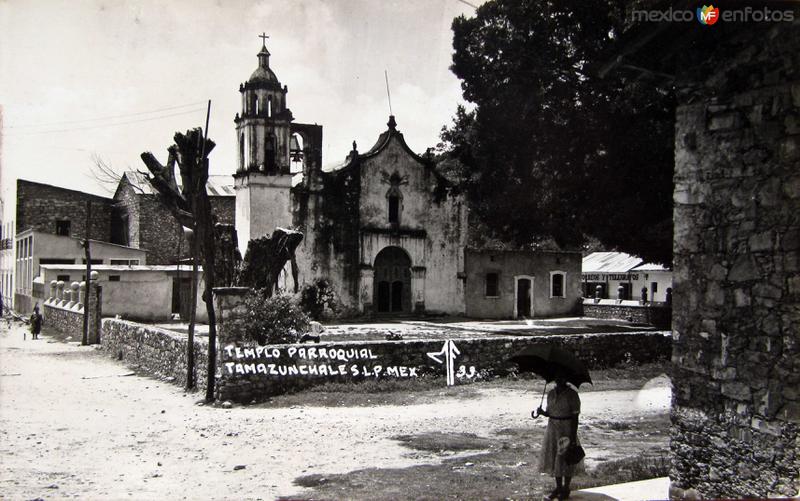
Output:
110,259,139,266
388,195,400,223
82,259,103,264
550,271,566,298
56,220,71,236
109,275,121,282
56,275,70,283
651,282,658,293
485,273,499,297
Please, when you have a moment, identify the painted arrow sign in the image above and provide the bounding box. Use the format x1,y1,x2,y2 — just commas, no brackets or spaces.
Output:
426,339,460,386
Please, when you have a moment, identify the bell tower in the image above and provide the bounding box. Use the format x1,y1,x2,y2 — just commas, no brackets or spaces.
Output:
234,34,295,255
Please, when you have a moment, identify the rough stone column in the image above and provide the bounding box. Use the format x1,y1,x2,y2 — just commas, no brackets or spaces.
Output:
48,280,57,302
668,19,800,499
213,287,251,401
56,281,65,302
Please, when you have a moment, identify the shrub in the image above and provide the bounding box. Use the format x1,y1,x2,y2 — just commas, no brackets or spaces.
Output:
242,290,310,345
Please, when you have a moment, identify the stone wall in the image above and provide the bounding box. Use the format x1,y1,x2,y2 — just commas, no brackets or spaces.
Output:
100,319,210,392
42,283,102,343
16,179,113,240
582,299,672,329
215,331,671,403
668,19,800,499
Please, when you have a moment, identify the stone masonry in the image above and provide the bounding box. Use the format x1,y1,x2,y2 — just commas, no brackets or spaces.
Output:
669,19,800,498
16,179,113,240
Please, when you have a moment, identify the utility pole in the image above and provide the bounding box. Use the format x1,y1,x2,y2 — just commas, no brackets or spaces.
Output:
82,201,92,345
185,100,211,391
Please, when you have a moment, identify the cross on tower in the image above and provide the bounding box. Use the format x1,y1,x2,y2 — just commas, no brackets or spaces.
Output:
259,32,269,48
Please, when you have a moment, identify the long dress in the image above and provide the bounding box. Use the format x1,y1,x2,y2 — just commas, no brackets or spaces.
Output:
538,386,585,476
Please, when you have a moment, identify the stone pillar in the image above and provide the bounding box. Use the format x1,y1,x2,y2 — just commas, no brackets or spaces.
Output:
78,281,86,309
616,284,625,302
56,281,65,303
48,280,57,303
665,287,672,306
411,266,426,313
359,267,374,314
67,282,79,308
668,19,800,499
594,284,602,303
640,286,648,304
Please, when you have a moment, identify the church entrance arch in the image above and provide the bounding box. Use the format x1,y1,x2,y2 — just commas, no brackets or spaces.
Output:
373,246,412,314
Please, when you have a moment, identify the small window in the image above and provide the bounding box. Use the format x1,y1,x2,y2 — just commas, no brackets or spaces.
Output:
388,195,400,223
109,275,121,282
651,282,658,293
82,259,103,264
56,220,71,236
550,272,565,298
56,275,70,282
485,273,499,297
110,259,139,266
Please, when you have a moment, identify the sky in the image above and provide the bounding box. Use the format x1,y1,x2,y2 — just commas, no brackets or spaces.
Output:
0,0,480,215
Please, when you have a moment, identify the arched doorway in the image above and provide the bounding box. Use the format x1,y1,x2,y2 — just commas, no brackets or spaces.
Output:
373,246,412,314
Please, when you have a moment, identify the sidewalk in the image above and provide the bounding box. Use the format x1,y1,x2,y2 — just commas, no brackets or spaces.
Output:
572,477,670,500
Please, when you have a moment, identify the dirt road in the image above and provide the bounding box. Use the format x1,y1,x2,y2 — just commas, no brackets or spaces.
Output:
0,322,669,500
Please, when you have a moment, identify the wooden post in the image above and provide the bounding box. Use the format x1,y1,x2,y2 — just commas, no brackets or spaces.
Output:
82,201,92,345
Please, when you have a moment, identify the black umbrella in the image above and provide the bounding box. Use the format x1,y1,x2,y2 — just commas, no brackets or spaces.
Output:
509,344,592,388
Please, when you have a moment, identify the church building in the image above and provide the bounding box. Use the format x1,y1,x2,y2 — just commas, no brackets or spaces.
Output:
233,39,468,315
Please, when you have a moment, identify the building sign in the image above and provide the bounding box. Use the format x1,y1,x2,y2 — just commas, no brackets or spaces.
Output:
582,273,639,281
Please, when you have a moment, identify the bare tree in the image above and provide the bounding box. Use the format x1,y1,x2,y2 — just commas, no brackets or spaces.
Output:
140,128,218,402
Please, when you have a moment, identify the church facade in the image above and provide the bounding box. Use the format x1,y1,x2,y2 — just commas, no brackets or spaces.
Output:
233,41,468,315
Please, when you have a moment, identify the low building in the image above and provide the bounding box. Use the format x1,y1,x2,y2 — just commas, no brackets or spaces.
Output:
465,249,582,319
581,251,672,302
38,264,206,322
15,230,147,313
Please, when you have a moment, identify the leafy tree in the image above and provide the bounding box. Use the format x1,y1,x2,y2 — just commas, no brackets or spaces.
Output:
440,0,674,264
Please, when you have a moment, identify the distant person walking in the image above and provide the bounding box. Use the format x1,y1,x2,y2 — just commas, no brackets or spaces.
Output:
536,371,584,500
29,305,42,340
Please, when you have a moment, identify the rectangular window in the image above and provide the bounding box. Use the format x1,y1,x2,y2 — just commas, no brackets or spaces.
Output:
388,196,400,223
485,273,499,297
56,274,70,282
551,273,565,298
81,259,103,265
110,259,139,266
109,275,121,282
39,258,76,265
651,282,658,293
56,220,71,236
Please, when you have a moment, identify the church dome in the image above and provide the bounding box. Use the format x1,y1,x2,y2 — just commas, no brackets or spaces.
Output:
249,64,278,84
244,44,281,89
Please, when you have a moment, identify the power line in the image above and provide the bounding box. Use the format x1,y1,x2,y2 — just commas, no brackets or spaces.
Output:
4,101,208,129
2,108,207,137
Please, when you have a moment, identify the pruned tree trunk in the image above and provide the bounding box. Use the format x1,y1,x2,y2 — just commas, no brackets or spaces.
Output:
237,228,303,296
141,128,219,401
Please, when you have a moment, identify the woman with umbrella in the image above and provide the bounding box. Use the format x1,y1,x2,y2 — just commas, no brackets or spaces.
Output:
509,345,589,500
536,369,584,499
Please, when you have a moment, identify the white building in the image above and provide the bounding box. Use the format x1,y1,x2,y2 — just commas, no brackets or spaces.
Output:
582,251,672,302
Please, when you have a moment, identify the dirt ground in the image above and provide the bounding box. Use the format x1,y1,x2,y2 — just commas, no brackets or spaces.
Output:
0,321,670,500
